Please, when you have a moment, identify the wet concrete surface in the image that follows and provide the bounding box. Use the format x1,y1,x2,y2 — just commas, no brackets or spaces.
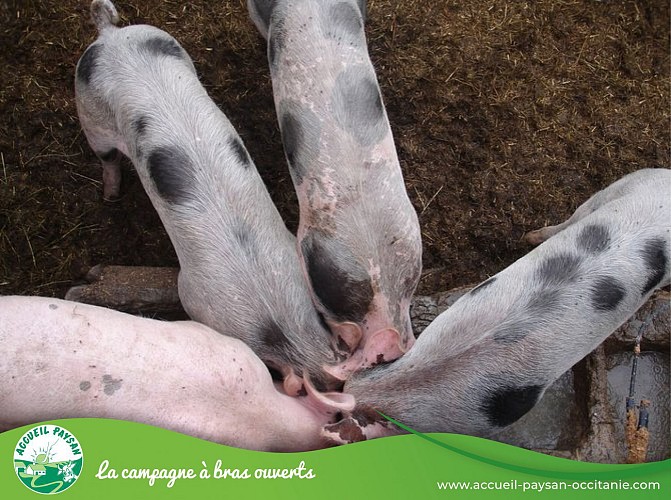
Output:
606,351,670,462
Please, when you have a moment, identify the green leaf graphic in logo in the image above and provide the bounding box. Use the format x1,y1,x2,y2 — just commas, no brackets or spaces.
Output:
13,424,84,494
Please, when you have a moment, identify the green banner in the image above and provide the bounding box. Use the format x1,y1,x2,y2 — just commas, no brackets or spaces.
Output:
1,419,669,499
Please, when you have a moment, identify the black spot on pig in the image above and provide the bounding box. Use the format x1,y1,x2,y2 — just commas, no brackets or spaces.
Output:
79,381,91,391
301,233,374,323
323,417,365,444
526,289,562,316
356,0,367,21
133,116,149,137
147,146,193,204
323,2,364,41
96,148,120,163
470,276,497,296
258,319,291,349
102,374,122,396
229,136,251,168
232,223,256,256
641,238,668,295
49,304,58,310
279,103,321,184
77,43,102,84
332,68,386,146
140,37,184,59
267,365,283,381
493,320,534,344
591,276,626,311
481,381,544,427
268,18,286,68
280,112,302,180
250,0,274,35
536,253,581,286
577,224,611,254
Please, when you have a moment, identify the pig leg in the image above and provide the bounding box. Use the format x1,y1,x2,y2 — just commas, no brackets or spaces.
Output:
76,4,127,201
525,206,597,245
247,0,273,39
76,91,126,201
322,404,399,445
525,191,616,245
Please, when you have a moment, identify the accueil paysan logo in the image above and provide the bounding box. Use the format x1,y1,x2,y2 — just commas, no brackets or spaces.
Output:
13,424,83,494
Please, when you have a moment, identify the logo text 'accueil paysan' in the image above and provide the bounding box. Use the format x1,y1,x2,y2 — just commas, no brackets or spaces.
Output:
14,424,83,494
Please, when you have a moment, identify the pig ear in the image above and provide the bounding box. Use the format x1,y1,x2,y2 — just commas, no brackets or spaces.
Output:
282,368,304,397
302,375,355,416
322,361,353,382
332,321,363,354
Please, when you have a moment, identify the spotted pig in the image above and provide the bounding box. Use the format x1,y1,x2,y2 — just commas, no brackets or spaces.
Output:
248,0,423,377
74,0,349,396
324,168,671,442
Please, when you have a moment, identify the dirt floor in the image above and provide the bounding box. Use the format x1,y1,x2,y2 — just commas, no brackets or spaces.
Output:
0,0,669,299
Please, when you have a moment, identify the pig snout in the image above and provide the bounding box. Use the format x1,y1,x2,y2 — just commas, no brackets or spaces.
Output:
324,326,411,382
250,0,422,378
338,169,671,439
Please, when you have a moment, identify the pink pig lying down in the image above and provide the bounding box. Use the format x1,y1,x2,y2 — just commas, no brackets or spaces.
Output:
75,0,348,395
248,0,423,377
323,168,671,443
0,297,353,452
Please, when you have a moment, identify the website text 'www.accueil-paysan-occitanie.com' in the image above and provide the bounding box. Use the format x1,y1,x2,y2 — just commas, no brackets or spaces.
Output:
437,480,661,493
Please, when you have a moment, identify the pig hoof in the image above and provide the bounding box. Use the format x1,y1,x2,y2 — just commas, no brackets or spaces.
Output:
102,192,122,203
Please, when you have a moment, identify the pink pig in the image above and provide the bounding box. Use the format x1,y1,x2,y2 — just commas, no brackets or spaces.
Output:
0,296,353,452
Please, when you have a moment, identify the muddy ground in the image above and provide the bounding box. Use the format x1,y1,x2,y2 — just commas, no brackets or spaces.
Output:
0,0,669,299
